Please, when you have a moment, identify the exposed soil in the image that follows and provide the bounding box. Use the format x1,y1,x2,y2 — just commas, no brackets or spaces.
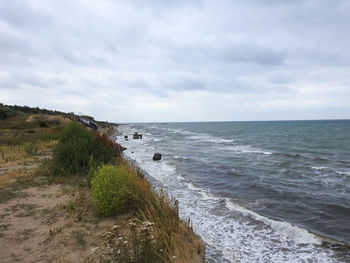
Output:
0,177,120,263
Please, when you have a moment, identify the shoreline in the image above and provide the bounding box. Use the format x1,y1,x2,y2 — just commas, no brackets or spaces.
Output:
116,123,350,262
0,109,205,262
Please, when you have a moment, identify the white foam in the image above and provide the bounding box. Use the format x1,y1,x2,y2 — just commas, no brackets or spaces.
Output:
174,155,188,160
189,133,236,144
220,145,273,155
161,162,176,173
116,125,339,263
200,191,221,201
336,170,350,176
168,128,195,135
311,166,330,171
224,199,321,244
187,182,200,191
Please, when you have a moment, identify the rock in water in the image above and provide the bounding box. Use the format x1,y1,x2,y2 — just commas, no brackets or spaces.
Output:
133,132,143,139
153,153,162,161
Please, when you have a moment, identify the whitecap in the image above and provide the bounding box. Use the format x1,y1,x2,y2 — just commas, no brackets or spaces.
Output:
220,145,273,155
174,155,188,160
335,170,350,176
311,166,331,171
224,199,322,245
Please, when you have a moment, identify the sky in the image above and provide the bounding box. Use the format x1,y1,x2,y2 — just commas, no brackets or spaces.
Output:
0,0,350,122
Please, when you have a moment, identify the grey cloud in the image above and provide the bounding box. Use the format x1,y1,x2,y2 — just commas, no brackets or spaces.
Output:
217,43,286,66
0,0,52,28
0,71,65,91
267,74,292,85
0,0,349,121
168,41,286,68
168,78,207,91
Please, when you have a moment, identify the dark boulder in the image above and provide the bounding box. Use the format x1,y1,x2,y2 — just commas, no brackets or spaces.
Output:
124,135,128,139
133,132,143,139
153,153,162,161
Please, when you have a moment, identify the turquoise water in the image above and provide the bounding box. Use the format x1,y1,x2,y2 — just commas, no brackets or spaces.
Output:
117,120,350,262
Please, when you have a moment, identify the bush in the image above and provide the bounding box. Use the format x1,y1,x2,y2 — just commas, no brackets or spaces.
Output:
39,121,48,128
50,122,118,176
94,132,119,165
91,165,135,216
50,122,96,176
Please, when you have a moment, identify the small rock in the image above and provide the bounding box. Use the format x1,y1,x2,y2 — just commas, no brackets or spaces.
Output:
153,153,162,161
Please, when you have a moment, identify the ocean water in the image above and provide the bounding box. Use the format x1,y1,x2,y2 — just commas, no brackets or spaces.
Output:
116,120,350,263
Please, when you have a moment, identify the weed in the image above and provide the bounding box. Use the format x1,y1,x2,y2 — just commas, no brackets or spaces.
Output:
91,165,136,216
63,190,91,221
0,224,11,230
24,143,38,156
103,220,162,263
87,155,97,188
42,133,59,141
49,227,62,237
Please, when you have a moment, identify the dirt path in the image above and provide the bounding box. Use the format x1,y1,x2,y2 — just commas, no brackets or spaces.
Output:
0,177,117,263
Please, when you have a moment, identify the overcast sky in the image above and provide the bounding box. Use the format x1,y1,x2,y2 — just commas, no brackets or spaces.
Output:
0,0,349,122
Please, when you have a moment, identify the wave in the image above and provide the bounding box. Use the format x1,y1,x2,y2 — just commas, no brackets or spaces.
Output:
311,166,350,177
165,128,195,135
116,124,341,262
336,170,350,176
311,166,331,171
186,181,325,247
186,182,322,245
208,138,236,144
174,155,189,160
219,145,273,155
224,199,322,244
189,134,236,144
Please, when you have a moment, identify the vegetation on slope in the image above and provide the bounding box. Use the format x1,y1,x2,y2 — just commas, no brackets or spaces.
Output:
0,107,205,262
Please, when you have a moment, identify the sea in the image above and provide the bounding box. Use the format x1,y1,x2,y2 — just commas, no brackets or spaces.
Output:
115,120,350,263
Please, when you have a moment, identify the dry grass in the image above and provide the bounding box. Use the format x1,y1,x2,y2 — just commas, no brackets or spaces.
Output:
111,159,205,263
0,113,69,146
0,113,205,262
0,140,57,186
0,113,65,186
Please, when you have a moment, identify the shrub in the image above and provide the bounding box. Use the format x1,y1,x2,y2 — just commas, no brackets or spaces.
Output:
91,165,136,216
50,122,96,176
39,121,48,128
50,122,119,176
94,132,119,164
